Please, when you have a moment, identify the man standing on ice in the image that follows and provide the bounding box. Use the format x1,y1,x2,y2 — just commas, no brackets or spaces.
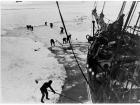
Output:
40,80,56,103
50,23,53,28
60,27,64,34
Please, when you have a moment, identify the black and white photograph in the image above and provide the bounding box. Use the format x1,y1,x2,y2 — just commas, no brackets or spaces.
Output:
1,0,140,103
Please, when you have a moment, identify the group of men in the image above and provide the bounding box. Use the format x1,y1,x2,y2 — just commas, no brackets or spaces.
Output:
50,34,72,47
26,21,54,31
25,22,73,103
26,25,33,31
45,21,53,28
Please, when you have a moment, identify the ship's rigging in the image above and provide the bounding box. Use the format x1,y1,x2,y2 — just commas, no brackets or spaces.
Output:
55,1,140,103
87,1,140,103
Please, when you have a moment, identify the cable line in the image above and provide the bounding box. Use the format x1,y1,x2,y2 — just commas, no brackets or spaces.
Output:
56,1,88,84
56,1,96,102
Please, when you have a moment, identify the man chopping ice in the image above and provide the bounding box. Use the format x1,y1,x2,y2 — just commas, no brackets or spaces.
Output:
40,80,56,103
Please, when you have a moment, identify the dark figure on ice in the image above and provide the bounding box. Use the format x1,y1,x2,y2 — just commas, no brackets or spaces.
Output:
60,27,64,34
67,34,71,42
40,80,56,103
50,39,55,46
30,26,33,31
50,23,53,28
26,25,31,30
45,22,47,26
26,25,33,31
26,25,29,29
63,37,67,44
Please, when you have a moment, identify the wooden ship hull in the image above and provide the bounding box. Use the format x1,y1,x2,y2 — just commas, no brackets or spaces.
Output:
86,1,140,103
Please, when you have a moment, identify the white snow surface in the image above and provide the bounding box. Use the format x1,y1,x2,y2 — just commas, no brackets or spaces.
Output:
1,37,66,103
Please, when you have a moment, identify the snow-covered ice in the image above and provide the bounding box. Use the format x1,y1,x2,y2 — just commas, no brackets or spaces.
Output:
1,37,66,103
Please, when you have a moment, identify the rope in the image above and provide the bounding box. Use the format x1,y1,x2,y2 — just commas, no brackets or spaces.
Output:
56,1,96,102
127,1,138,26
48,90,83,103
139,21,140,28
101,1,106,13
91,14,93,35
123,1,136,31
56,1,89,84
55,39,63,47
117,1,127,20
93,1,97,8
104,16,113,23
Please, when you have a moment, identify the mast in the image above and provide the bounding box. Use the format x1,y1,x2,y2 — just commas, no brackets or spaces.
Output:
117,1,126,20
101,1,106,13
127,1,138,27
133,12,140,34
123,1,136,31
92,21,95,37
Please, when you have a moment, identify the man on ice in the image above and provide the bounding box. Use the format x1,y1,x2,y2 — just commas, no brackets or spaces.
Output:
40,80,56,103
